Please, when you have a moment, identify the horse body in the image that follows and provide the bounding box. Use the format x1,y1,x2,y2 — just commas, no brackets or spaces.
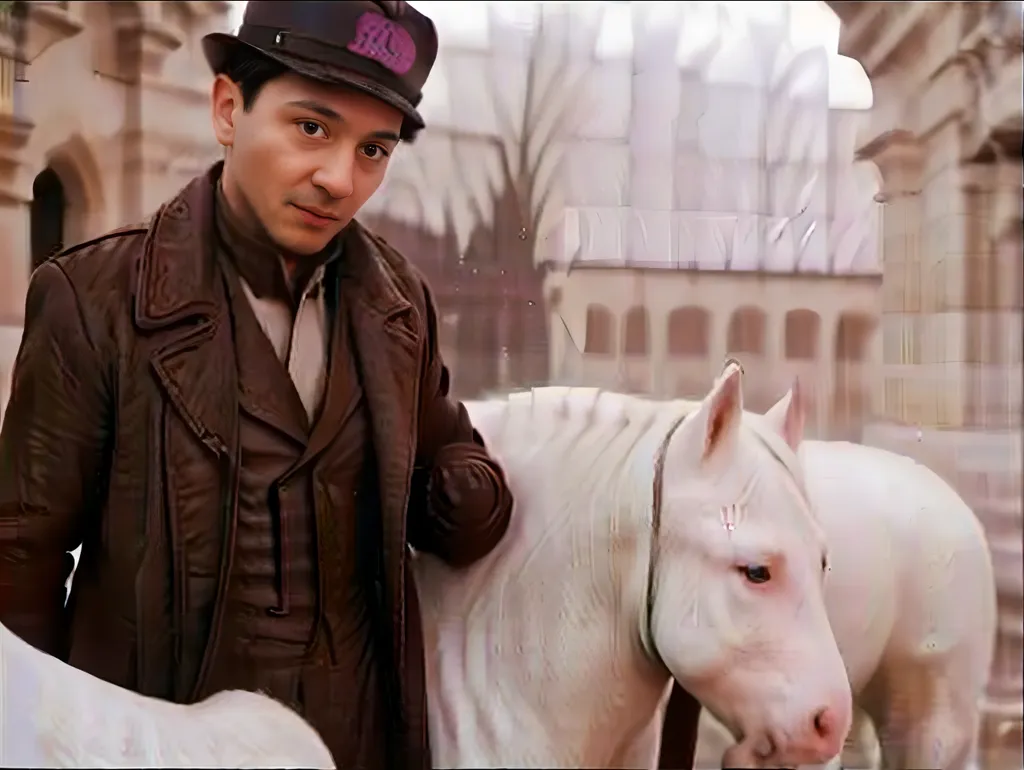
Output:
0,622,334,768
810,438,995,770
416,371,851,769
694,391,997,770
416,389,673,768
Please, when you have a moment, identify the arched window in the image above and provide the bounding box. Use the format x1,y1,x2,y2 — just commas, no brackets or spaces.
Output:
784,309,821,360
667,306,710,357
622,306,649,356
834,312,874,361
584,304,614,354
31,167,66,271
726,306,767,355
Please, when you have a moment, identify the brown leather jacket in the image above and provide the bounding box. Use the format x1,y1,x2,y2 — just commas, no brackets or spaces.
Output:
0,165,513,769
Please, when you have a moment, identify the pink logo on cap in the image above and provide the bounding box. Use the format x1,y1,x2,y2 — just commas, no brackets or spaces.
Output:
347,12,417,76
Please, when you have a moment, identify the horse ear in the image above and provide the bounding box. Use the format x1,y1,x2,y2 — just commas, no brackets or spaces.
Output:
764,378,806,451
694,361,745,463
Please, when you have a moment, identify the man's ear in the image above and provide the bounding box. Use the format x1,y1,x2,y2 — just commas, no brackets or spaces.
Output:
211,73,243,148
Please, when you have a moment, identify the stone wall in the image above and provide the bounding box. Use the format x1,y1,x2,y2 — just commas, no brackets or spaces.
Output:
835,4,1023,765
863,421,1023,769
0,1,232,324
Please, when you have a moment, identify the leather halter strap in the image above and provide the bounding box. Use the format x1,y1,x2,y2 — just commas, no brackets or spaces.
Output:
638,409,809,669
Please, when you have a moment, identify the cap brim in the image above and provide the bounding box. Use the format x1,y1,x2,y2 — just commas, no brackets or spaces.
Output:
202,32,425,131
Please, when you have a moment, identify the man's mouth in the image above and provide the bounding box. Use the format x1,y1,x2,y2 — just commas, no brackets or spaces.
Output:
291,203,338,226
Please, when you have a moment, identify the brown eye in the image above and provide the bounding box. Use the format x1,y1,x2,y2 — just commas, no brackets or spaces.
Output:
361,144,389,161
299,122,323,137
739,565,771,584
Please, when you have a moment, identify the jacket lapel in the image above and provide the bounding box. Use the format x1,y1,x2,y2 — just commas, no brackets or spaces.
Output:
302,265,361,463
134,166,237,459
222,262,311,446
132,165,242,702
339,223,420,674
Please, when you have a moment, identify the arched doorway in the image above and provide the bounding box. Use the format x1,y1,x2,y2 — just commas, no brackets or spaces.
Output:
30,167,67,271
832,311,876,439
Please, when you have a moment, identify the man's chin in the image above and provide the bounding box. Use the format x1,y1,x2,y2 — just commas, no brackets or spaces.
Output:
275,226,342,256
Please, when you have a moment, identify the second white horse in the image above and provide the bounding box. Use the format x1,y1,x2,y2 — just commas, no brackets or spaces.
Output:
686,382,997,770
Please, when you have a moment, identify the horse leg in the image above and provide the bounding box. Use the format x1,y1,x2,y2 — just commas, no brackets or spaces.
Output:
859,658,977,770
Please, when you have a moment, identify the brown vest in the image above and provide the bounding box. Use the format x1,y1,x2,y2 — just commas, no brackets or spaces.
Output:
201,252,388,768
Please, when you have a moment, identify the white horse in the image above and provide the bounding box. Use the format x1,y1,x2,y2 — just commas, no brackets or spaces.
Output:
415,364,852,769
689,382,997,770
0,622,334,768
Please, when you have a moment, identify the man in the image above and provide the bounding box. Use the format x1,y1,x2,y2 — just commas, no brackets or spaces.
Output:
0,2,513,768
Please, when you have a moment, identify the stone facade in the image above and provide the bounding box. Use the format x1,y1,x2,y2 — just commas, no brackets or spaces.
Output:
832,2,1023,766
360,2,884,419
0,1,233,416
547,265,881,438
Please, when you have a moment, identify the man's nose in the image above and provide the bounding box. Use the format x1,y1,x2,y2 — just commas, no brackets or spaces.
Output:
312,156,355,200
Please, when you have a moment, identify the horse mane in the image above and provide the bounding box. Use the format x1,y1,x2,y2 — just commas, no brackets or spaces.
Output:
473,388,698,539
474,387,812,532
477,387,692,467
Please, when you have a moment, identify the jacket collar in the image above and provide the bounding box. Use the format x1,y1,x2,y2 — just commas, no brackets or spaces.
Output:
134,162,412,331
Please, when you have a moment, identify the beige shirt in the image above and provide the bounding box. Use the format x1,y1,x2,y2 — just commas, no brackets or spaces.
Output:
238,266,330,424
214,185,337,425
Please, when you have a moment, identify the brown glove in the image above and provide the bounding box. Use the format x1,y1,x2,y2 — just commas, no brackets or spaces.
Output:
429,443,500,513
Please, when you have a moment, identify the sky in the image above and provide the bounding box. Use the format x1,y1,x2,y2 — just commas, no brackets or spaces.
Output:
228,1,873,110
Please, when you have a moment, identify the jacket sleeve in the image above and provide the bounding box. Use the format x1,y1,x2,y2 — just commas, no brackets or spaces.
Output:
0,261,111,659
406,278,513,567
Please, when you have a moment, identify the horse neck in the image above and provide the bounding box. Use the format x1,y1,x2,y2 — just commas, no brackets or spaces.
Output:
511,397,681,672
445,395,677,758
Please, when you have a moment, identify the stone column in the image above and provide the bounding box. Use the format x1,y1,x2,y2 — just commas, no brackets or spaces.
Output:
0,112,32,324
118,3,230,222
862,130,924,426
971,163,1024,770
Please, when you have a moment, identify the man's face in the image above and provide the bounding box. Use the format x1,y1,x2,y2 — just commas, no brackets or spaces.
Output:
211,70,403,255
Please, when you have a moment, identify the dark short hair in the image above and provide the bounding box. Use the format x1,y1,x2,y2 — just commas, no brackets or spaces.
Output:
219,48,419,142
221,49,290,112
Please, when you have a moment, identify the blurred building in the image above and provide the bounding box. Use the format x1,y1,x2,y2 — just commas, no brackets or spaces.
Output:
830,1,1023,765
0,1,232,420
365,2,884,421
547,265,879,438
538,2,883,440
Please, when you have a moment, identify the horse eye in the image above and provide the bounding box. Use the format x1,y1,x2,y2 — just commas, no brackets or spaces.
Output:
739,565,771,584
821,556,828,573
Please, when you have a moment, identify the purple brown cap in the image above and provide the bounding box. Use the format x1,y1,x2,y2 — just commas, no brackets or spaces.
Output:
202,0,438,131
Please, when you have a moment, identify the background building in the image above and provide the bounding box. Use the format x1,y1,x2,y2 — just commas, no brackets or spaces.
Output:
0,2,1020,765
830,2,1022,765
0,0,234,414
364,1,882,424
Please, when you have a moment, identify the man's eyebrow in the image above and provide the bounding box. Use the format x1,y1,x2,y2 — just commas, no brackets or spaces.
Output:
286,99,402,143
287,99,342,121
370,129,401,143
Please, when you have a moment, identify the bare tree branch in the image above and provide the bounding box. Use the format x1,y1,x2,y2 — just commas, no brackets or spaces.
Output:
446,2,608,274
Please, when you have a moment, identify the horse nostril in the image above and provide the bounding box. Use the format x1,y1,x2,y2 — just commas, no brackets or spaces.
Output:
813,707,832,739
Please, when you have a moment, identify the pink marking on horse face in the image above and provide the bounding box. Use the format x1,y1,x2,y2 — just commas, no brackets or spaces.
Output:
720,503,739,532
346,12,417,76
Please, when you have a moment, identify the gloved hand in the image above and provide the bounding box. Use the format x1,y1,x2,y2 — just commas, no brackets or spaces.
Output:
429,443,500,514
